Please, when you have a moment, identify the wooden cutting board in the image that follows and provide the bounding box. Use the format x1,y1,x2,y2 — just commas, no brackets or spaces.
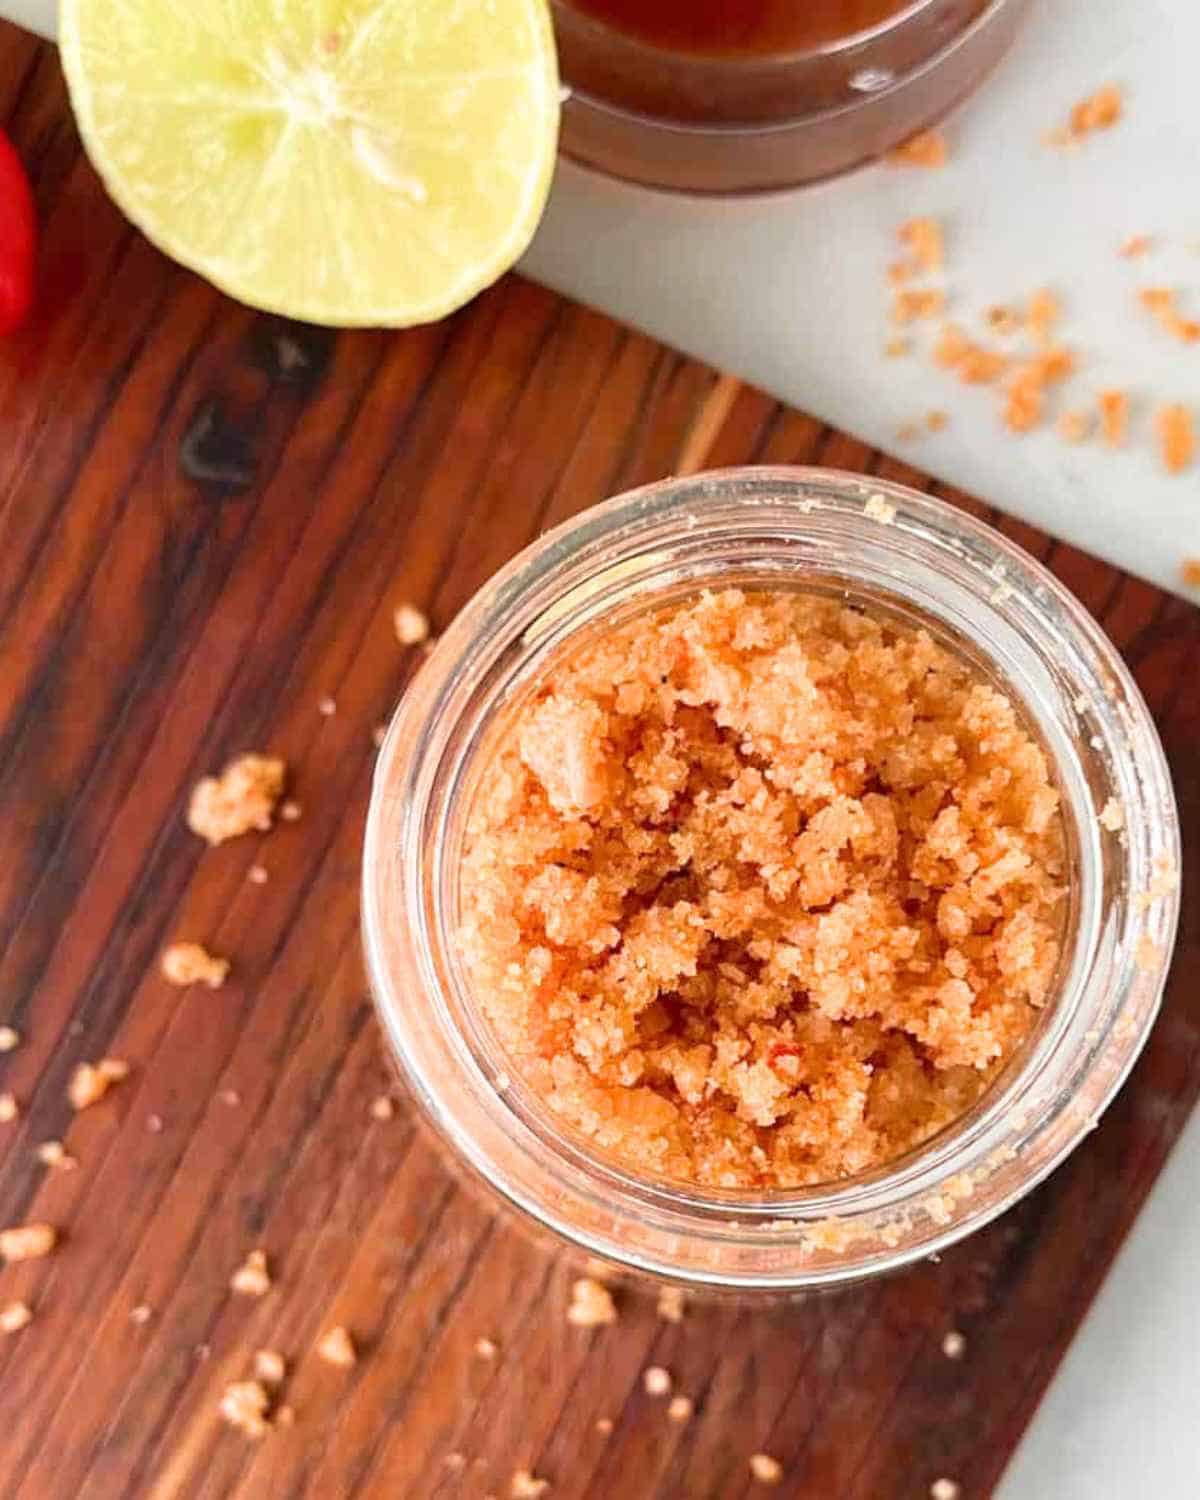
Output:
0,22,1196,1500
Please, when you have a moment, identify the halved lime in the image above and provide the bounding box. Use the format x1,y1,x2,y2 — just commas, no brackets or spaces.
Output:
60,0,560,326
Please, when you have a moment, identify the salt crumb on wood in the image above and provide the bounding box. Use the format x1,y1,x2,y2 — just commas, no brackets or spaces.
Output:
220,1379,271,1439
942,1329,967,1359
255,1349,287,1384
230,1249,272,1297
0,1301,32,1333
643,1366,672,1397
317,1325,356,1367
511,1471,550,1498
161,941,229,989
394,602,431,647
68,1059,129,1111
656,1285,686,1323
930,1480,961,1500
187,754,286,845
0,1026,19,1052
667,1395,694,1423
0,1223,57,1262
0,1093,17,1123
567,1277,616,1328
749,1453,784,1485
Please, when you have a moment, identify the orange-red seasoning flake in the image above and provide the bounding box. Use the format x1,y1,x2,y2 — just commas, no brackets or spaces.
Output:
899,218,944,273
885,130,948,168
1119,235,1153,259
1181,559,1200,588
933,325,1007,385
892,289,946,324
1098,390,1128,448
1047,84,1123,143
1139,287,1200,343
1027,289,1060,346
1155,404,1195,473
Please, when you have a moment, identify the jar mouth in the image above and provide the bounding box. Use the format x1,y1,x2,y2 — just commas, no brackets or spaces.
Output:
364,468,1180,1289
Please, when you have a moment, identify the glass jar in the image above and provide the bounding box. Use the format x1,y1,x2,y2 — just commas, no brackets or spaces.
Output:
363,468,1179,1292
550,0,1031,193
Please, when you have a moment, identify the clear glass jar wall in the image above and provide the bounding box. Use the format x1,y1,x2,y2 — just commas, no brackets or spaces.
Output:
363,469,1179,1292
550,0,1032,192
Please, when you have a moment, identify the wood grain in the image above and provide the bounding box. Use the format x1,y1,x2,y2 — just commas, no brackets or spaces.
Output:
0,23,1197,1500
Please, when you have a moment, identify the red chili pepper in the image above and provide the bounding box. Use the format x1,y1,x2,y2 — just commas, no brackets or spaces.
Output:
0,129,35,335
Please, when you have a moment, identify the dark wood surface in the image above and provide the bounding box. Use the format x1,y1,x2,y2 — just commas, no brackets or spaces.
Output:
0,21,1197,1499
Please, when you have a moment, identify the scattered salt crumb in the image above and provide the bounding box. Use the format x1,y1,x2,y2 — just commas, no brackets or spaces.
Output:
130,1303,153,1325
219,1088,241,1107
656,1285,686,1323
942,1330,967,1359
749,1453,784,1486
893,289,946,324
187,754,286,845
1119,234,1153,259
1057,409,1092,444
0,1093,17,1123
372,725,387,749
230,1249,272,1297
279,799,302,822
930,1481,961,1500
36,1140,77,1171
68,1059,129,1111
146,1113,164,1133
1155,403,1195,473
195,1342,211,1361
885,130,948,168
317,1325,356,1367
474,1336,499,1360
1073,694,1091,713
926,410,949,433
394,603,431,647
567,1277,616,1328
0,1223,57,1262
276,1404,295,1427
1098,389,1128,448
1098,798,1125,832
445,1452,467,1472
318,696,337,717
248,865,269,885
220,1379,271,1439
255,1349,287,1384
884,337,910,358
1,1300,32,1333
896,422,922,443
0,1026,19,1052
1181,559,1200,589
161,941,229,989
511,1469,550,1498
643,1366,672,1397
668,1395,694,1423
369,1095,395,1121
595,1417,614,1436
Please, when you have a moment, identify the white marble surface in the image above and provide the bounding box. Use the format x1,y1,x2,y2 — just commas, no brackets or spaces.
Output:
523,0,1200,601
2,2,1196,1495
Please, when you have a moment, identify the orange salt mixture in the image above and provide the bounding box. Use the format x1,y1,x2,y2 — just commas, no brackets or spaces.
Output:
460,591,1065,1190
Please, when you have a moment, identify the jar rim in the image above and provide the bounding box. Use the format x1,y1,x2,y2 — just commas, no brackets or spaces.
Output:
363,467,1180,1289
